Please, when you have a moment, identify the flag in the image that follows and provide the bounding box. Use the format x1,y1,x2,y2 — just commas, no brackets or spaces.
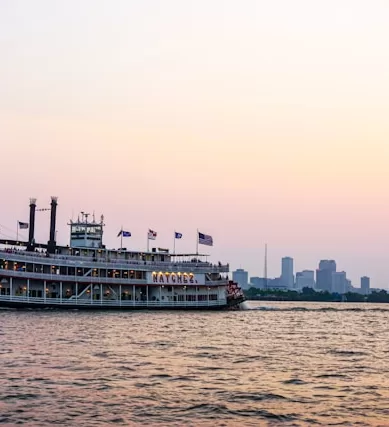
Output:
198,232,213,246
175,232,182,239
18,221,29,229
148,229,157,240
117,230,131,237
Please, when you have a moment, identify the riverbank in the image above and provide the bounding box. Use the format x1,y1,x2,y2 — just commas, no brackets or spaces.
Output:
244,287,389,303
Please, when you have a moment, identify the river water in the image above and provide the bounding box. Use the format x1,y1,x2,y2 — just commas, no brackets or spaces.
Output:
0,301,388,426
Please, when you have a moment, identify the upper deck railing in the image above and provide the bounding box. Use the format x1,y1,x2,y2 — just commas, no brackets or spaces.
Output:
0,269,229,287
0,249,229,273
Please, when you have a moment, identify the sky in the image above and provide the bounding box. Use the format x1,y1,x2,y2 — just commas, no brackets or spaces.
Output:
1,0,389,287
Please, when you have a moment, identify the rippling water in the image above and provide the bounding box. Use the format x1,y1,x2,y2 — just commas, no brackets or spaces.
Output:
1,301,389,426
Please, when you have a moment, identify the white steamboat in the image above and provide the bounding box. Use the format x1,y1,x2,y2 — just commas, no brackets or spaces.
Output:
0,198,245,310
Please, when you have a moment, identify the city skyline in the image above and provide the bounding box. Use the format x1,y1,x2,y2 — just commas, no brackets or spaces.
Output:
1,1,389,287
235,255,372,293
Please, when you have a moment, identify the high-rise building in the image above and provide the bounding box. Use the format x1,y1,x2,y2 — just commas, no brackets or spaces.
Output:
232,269,249,289
319,260,337,271
316,260,336,292
281,257,294,289
332,271,347,294
295,270,315,290
267,277,288,290
361,276,370,295
250,277,267,288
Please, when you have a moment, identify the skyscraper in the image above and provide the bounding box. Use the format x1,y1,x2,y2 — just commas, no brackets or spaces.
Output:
332,271,347,294
281,257,294,289
316,260,336,292
232,269,249,289
361,276,370,295
250,277,267,288
295,270,315,290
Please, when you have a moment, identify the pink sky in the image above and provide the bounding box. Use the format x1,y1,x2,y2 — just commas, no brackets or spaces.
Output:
1,0,389,287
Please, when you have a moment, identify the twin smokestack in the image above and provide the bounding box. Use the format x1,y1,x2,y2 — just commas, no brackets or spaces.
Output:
27,197,58,253
28,198,36,250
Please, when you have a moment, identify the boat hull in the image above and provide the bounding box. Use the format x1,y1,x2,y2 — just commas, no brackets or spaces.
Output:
0,297,245,311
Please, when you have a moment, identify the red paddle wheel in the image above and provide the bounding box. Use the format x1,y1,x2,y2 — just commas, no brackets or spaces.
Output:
226,280,245,309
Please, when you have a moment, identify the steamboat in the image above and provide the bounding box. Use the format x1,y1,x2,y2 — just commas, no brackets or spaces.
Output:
0,198,245,310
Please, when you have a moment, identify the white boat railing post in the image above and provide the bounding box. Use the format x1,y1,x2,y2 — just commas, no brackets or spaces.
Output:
100,284,103,305
75,282,78,304
60,281,62,304
119,285,122,307
27,278,30,302
10,277,13,300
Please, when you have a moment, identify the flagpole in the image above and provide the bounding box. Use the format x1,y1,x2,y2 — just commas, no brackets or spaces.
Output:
173,231,176,255
16,220,18,242
196,229,198,255
147,232,149,252
120,226,123,251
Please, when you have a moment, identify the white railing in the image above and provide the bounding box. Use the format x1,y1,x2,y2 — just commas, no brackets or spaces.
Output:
0,294,227,308
0,269,228,287
0,250,229,273
0,269,147,285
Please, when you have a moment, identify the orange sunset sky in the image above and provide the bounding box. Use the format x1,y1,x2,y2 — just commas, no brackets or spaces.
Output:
1,0,389,287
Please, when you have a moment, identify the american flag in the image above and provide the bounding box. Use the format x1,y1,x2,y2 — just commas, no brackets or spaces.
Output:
198,232,213,246
18,221,29,229
148,229,157,240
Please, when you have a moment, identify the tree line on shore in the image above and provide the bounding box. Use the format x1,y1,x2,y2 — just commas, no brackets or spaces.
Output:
244,287,389,303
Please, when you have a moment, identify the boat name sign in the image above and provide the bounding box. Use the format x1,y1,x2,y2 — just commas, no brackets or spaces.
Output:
147,272,205,285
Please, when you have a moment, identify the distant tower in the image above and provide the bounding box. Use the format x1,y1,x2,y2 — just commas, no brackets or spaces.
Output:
232,269,249,289
316,260,336,292
264,243,268,289
281,257,294,289
361,276,370,295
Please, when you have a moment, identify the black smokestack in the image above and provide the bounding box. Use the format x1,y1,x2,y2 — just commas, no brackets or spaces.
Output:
47,196,58,253
27,198,37,251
